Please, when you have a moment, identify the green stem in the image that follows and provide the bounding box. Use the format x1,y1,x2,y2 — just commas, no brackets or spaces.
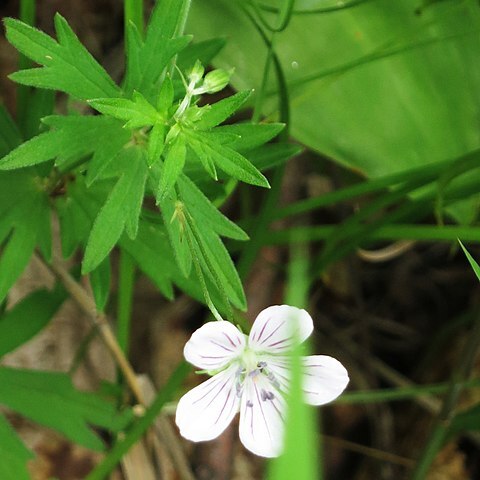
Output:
124,0,144,37
117,249,136,355
86,361,191,480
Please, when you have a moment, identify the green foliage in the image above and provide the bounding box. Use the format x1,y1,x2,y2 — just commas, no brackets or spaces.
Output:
0,285,66,357
0,367,133,451
5,14,120,100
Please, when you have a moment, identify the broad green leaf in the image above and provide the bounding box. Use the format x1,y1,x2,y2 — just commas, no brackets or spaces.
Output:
0,285,66,358
0,414,33,480
83,148,148,273
90,257,111,312
194,90,252,130
89,91,161,128
0,105,21,157
5,14,120,100
189,0,480,221
157,135,187,199
0,367,133,451
177,174,248,240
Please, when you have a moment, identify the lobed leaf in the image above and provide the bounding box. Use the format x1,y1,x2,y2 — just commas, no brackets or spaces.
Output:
157,135,187,200
82,148,148,273
194,90,252,130
89,91,161,129
5,14,120,100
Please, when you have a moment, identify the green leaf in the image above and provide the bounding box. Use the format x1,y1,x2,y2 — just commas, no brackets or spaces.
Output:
89,91,161,128
5,14,120,100
156,76,174,114
0,414,33,480
90,257,111,312
124,0,191,98
177,174,248,240
186,213,246,310
0,285,67,357
157,135,187,199
120,219,175,299
83,148,148,273
459,240,480,282
0,194,50,304
157,186,192,277
0,367,133,451
194,90,252,130
190,132,270,187
450,403,480,435
187,134,218,180
214,122,284,151
147,123,166,166
0,115,129,172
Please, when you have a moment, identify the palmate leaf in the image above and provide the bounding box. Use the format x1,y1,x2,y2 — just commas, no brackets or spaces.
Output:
82,147,148,274
0,115,129,174
124,0,191,99
0,414,33,480
0,367,133,451
89,91,162,129
5,14,120,100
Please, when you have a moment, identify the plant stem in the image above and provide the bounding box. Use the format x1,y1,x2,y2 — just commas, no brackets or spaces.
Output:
86,361,191,480
41,253,144,404
124,0,144,37
117,249,135,355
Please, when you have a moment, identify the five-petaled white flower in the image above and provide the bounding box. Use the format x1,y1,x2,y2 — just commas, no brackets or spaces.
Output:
175,305,349,457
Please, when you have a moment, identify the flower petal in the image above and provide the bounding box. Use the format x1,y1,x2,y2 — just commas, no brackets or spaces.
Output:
248,305,313,354
302,355,349,405
184,321,246,370
175,364,241,442
238,372,286,457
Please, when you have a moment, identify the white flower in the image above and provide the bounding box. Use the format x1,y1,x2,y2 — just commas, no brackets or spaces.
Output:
175,305,349,458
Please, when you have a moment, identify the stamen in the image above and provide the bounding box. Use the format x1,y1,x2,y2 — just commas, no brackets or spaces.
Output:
261,389,275,401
